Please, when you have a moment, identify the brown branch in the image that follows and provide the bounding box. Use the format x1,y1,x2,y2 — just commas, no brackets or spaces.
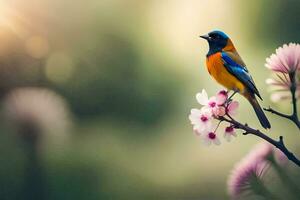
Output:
219,116,300,167
264,107,300,129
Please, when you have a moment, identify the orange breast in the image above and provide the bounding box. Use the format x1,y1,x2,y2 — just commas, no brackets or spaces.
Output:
206,52,245,93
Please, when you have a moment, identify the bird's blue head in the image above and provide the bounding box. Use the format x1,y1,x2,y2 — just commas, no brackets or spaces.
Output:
200,30,230,56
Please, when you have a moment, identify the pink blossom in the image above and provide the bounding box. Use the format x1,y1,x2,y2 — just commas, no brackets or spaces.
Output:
196,89,227,116
269,91,300,102
246,142,273,162
274,148,288,166
196,89,209,105
266,43,300,102
266,76,293,103
265,75,292,94
189,107,212,133
228,142,288,198
270,92,290,103
266,77,291,90
201,130,221,146
190,89,240,146
193,128,201,136
265,43,300,73
247,142,288,166
215,106,226,117
224,125,237,142
227,156,269,199
227,101,239,116
217,90,228,105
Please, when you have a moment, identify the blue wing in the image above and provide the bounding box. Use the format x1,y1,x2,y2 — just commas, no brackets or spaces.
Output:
221,52,262,100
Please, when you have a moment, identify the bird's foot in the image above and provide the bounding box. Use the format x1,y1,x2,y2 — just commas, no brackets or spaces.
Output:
225,90,238,105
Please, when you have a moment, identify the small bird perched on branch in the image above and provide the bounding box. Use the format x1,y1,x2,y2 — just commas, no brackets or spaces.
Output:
200,30,271,129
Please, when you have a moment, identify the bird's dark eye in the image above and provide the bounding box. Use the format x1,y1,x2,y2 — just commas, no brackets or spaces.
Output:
209,34,219,40
213,34,220,39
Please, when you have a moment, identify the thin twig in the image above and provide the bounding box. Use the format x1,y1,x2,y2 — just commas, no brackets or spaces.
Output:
219,116,300,167
264,107,290,119
214,120,223,132
264,107,300,129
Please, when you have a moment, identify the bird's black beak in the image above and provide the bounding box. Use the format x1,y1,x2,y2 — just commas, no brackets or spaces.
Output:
199,34,210,40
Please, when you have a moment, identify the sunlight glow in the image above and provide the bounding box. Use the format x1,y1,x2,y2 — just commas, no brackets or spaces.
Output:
25,35,49,58
0,2,31,39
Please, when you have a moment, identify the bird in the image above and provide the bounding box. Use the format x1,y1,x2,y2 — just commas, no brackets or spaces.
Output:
199,30,271,129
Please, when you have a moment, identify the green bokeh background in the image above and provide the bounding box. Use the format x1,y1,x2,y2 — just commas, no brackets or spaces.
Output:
0,0,300,199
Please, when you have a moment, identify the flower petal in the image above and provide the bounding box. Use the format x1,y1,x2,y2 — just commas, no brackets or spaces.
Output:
190,108,202,115
227,101,239,116
216,90,228,105
202,137,212,146
200,106,213,117
213,138,221,145
215,106,226,117
196,89,209,105
224,134,232,142
193,128,201,136
224,126,236,142
265,43,300,74
270,92,291,102
193,121,212,133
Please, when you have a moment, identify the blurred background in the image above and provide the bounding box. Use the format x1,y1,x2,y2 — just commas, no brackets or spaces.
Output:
0,0,300,199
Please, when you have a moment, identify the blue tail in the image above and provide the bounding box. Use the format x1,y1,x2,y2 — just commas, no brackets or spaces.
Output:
248,96,271,129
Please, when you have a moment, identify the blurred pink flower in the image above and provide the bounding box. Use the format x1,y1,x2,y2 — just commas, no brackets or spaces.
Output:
189,107,212,133
201,130,221,146
266,77,291,90
227,156,268,199
265,43,300,73
265,43,300,102
269,90,300,103
265,74,293,101
247,142,288,167
3,87,72,148
246,142,273,162
228,142,288,198
270,92,291,102
224,126,237,142
274,148,289,166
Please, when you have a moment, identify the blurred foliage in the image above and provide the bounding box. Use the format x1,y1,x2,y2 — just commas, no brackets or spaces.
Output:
53,31,180,125
238,0,300,45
